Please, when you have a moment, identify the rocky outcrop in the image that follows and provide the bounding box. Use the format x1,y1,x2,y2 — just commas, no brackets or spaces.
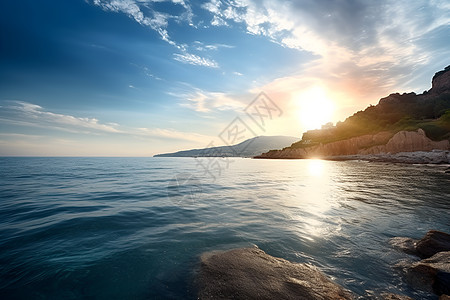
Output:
256,65,450,161
197,238,449,299
391,230,450,258
430,65,450,95
416,231,450,259
256,129,450,161
255,131,392,158
396,251,450,295
392,231,450,297
361,129,450,155
197,247,353,300
330,151,450,164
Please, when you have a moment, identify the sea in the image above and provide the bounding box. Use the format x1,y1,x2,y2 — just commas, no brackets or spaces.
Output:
0,157,449,299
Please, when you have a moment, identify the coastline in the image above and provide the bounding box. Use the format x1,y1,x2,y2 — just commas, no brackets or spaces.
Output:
326,150,450,164
255,150,450,165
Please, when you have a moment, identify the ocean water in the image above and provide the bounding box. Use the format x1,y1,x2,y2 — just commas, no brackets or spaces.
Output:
0,157,449,299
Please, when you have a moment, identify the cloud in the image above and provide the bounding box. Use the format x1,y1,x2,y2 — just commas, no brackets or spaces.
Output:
201,0,449,54
0,100,214,144
130,63,163,80
174,88,247,112
91,1,234,68
135,127,213,144
90,0,192,49
0,101,122,134
201,0,450,96
173,52,219,68
211,15,228,26
193,41,234,51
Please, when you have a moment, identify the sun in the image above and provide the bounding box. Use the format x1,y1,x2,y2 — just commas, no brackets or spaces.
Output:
296,86,335,131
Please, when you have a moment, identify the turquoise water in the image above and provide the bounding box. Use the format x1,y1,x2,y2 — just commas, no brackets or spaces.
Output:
0,157,449,299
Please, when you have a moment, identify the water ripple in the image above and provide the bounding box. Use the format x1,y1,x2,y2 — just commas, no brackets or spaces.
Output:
0,157,449,299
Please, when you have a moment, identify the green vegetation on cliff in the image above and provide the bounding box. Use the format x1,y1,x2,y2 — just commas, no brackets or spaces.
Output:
290,66,450,149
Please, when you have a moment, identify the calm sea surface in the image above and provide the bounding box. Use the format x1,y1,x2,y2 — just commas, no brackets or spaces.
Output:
0,157,449,299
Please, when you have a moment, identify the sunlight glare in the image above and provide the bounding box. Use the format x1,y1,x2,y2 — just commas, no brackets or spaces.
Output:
297,86,335,131
308,159,324,177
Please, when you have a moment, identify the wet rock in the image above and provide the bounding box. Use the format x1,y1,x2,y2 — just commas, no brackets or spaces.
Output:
380,293,413,300
389,237,418,255
416,230,450,259
397,251,450,295
391,230,450,258
197,247,353,300
440,294,450,300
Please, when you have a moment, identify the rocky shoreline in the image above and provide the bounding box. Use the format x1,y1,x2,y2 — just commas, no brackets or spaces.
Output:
326,150,450,164
255,129,450,163
197,231,450,299
255,150,450,165
256,65,450,162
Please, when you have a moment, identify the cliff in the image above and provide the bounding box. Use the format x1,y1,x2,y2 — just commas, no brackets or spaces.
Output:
360,129,449,154
256,129,449,159
256,65,450,161
430,65,450,95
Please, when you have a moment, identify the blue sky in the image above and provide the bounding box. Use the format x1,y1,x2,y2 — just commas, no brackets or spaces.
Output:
0,0,449,156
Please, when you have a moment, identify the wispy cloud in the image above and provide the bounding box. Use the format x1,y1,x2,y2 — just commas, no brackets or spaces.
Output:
130,63,163,80
211,15,228,27
173,52,219,68
201,0,450,97
192,41,234,51
91,0,227,69
0,101,121,133
90,0,192,49
0,100,214,144
136,127,213,144
171,87,247,112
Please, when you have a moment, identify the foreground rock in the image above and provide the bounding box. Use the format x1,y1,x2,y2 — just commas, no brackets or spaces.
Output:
197,247,353,300
416,231,450,259
390,230,450,258
380,293,413,300
396,251,450,295
392,230,450,297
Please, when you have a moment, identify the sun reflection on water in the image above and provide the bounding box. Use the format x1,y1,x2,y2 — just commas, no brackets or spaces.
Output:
291,159,339,240
308,159,325,177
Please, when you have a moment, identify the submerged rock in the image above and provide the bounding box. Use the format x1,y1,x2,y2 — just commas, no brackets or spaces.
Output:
389,237,418,255
197,247,353,300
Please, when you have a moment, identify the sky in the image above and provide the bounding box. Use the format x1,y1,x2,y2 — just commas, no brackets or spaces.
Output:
0,0,449,156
